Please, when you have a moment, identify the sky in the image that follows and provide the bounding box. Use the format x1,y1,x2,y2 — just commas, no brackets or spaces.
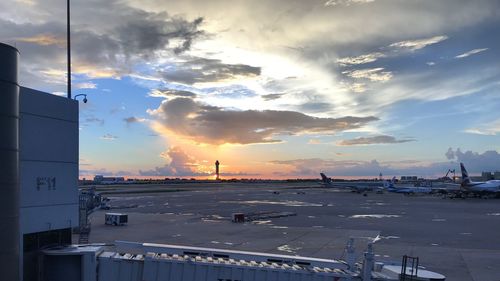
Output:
2,0,500,179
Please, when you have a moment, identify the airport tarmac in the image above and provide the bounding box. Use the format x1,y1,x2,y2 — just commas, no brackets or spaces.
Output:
86,182,500,281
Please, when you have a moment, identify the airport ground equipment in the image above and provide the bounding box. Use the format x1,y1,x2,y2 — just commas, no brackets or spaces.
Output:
232,213,245,223
400,255,418,281
231,211,297,223
77,187,104,243
105,213,128,226
41,240,446,281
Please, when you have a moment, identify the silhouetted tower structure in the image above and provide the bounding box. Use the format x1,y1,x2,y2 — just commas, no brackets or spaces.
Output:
215,160,220,180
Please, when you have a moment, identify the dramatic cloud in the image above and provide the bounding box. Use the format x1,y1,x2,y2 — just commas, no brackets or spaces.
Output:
342,68,393,82
149,89,197,98
149,97,378,145
271,158,458,177
139,146,208,177
337,52,385,66
160,58,261,85
337,135,415,146
0,1,205,90
100,134,117,140
455,48,488,59
115,15,203,56
445,148,500,172
389,35,448,51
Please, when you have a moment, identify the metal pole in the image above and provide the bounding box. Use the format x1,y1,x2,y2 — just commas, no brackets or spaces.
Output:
67,0,71,99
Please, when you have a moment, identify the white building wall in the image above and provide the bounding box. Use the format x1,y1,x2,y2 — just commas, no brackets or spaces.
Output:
19,87,79,235
19,87,79,280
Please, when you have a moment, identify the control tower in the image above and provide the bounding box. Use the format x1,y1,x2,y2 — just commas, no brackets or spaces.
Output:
215,160,220,180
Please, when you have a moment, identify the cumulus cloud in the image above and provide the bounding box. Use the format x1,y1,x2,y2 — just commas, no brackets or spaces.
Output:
444,148,500,172
148,97,378,145
271,158,450,177
149,89,197,98
160,58,261,84
342,68,393,82
124,117,146,124
455,48,488,59
463,119,500,136
337,52,385,66
139,146,208,177
337,135,415,146
389,35,448,51
75,82,97,89
100,134,117,140
272,148,500,177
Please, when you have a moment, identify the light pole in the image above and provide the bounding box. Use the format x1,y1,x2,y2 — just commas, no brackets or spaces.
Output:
67,0,71,99
73,94,87,103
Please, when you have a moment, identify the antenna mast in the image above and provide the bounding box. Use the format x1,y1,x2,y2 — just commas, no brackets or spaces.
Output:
67,0,71,99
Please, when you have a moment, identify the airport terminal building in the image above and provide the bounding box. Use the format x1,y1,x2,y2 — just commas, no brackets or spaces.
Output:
1,43,79,281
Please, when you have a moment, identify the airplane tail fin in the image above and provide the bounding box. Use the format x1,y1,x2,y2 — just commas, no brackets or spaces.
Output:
320,173,331,184
383,176,396,189
460,163,471,186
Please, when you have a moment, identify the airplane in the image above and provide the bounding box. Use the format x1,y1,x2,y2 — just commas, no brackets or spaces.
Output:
459,163,500,194
319,173,384,193
384,177,433,195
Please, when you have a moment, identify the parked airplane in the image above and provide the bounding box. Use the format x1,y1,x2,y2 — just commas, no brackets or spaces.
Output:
384,177,433,195
460,163,500,194
319,173,384,193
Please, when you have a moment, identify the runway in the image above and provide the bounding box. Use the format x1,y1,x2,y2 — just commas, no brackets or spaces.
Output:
86,182,500,281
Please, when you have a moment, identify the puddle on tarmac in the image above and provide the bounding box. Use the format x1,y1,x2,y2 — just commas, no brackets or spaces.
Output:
107,196,154,201
220,200,323,207
371,234,400,243
277,244,302,254
253,220,272,225
350,214,401,219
